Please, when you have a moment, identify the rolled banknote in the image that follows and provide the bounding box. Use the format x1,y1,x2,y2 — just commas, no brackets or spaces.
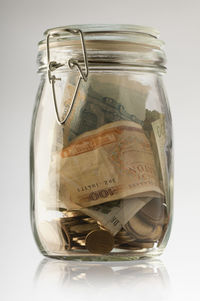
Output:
59,120,163,210
124,214,163,241
143,110,168,192
151,116,168,195
81,197,152,235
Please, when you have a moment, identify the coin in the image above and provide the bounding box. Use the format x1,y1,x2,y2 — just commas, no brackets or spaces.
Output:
115,229,134,242
72,238,85,246
69,223,99,234
115,239,155,250
71,245,86,250
60,223,72,250
126,241,154,249
61,216,88,225
66,210,87,218
85,230,114,254
84,217,98,224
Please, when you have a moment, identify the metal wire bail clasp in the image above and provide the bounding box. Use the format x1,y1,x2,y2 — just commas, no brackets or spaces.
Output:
46,28,89,125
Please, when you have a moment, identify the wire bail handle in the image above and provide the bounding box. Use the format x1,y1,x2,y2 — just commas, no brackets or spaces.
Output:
46,28,89,125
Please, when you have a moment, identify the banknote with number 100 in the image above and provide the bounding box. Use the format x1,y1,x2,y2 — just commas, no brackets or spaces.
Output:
59,120,164,210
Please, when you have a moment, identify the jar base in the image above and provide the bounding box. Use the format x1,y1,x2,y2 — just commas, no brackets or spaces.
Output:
41,247,164,261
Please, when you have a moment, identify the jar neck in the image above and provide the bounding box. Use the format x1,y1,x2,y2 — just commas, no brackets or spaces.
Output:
37,25,167,74
37,45,166,74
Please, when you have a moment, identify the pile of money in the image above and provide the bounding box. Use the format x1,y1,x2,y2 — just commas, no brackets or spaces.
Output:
39,75,169,255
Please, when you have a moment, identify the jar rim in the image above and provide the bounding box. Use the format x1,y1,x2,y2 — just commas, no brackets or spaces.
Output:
38,24,164,50
43,24,160,38
37,24,166,72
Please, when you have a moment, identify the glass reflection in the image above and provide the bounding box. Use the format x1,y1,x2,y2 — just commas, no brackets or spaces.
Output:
34,258,170,299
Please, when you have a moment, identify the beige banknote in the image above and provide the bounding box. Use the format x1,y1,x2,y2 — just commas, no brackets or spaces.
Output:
59,120,163,210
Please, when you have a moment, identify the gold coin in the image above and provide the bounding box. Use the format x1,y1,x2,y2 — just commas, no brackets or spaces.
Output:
126,241,154,249
60,224,71,250
72,238,85,246
83,217,97,224
116,242,154,250
85,230,114,254
69,223,99,234
66,210,86,218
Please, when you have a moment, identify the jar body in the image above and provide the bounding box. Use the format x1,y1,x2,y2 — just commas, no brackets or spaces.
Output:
30,68,173,260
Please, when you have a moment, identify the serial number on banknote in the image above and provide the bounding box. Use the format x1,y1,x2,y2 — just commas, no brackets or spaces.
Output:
128,180,156,189
77,178,116,192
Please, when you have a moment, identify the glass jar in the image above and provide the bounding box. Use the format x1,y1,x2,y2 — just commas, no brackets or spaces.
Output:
30,24,173,260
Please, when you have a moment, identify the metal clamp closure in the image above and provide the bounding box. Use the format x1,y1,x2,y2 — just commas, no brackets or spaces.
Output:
46,29,89,125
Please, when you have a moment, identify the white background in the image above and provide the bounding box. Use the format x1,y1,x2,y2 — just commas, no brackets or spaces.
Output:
1,0,200,300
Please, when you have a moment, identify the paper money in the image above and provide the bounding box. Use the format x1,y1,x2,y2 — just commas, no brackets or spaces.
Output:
38,77,169,253
87,74,149,121
81,197,152,235
62,89,144,146
124,215,163,241
58,74,149,146
151,116,168,194
59,120,163,210
45,76,150,205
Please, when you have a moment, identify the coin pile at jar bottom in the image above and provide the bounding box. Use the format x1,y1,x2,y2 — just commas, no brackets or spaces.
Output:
59,198,169,254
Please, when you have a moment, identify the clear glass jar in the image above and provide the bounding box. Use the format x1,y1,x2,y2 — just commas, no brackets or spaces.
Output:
30,24,173,260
